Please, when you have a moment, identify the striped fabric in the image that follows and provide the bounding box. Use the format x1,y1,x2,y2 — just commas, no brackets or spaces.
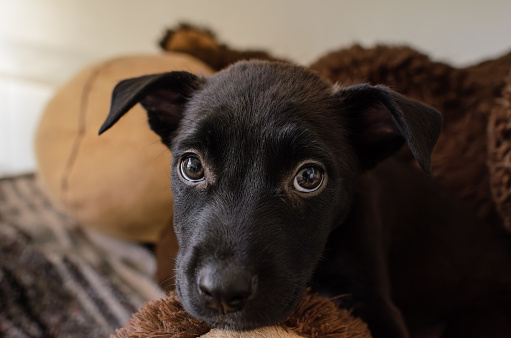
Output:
0,175,164,337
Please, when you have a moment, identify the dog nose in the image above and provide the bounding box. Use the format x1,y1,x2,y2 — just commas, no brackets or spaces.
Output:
197,263,257,314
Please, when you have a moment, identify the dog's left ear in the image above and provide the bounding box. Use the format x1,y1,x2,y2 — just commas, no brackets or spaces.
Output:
98,71,204,143
336,84,443,174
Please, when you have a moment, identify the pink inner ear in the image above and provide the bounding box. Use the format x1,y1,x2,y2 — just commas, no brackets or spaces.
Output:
142,89,182,111
359,105,400,144
140,88,185,126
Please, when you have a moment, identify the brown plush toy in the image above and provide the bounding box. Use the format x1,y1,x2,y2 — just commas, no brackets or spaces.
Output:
159,23,287,71
115,289,371,338
309,45,511,233
488,70,511,231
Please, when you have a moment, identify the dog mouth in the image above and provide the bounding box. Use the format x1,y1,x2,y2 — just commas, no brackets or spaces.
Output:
175,262,305,331
193,283,303,331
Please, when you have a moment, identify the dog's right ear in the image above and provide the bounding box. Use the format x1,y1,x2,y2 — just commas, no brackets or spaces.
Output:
336,84,442,174
98,71,204,143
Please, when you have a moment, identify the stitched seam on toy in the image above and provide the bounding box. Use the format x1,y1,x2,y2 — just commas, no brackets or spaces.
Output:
59,61,114,207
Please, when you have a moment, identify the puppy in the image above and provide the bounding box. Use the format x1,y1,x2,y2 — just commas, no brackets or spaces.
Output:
100,61,511,337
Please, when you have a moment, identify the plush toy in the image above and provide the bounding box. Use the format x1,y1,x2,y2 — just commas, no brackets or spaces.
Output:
488,70,511,231
159,23,287,71
115,289,371,338
35,53,213,242
309,45,511,232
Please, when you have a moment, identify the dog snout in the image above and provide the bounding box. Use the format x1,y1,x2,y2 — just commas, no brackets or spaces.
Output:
197,262,257,315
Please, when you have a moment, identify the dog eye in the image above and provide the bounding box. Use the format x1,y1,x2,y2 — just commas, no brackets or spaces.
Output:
293,165,324,193
180,155,205,182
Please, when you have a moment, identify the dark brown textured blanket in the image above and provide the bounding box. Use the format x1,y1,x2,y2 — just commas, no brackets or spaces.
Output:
0,175,162,337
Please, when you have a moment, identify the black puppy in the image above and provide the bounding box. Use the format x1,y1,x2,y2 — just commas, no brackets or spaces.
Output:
100,61,511,337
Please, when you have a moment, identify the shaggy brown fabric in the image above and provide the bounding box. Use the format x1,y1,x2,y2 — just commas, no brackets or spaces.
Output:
281,291,370,337
309,45,511,231
488,70,511,231
159,23,287,71
114,290,371,338
466,50,511,96
115,291,210,338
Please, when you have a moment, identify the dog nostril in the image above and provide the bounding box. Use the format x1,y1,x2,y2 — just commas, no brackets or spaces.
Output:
197,264,256,314
199,285,212,298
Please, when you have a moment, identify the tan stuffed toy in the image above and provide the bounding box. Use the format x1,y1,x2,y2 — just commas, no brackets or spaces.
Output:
115,290,371,338
35,53,213,242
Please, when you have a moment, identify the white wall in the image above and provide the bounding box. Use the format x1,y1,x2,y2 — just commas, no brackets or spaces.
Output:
1,0,511,176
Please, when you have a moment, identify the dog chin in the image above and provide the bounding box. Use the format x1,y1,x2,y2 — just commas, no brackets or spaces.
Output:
194,298,300,332
203,313,282,332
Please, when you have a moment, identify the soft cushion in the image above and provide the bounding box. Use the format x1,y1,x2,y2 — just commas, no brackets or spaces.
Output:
35,53,213,242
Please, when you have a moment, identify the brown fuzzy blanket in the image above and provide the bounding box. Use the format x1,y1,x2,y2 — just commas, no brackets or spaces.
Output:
0,175,162,337
309,45,511,231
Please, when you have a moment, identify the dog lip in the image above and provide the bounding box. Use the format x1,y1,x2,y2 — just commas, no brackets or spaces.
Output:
207,299,237,315
196,282,304,331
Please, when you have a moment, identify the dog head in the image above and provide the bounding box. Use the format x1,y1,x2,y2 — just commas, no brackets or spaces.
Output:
100,61,442,330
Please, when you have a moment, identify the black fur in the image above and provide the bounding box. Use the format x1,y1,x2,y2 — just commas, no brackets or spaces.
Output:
100,61,511,337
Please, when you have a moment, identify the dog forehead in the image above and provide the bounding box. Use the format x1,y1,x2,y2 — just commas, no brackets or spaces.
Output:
196,61,333,112
179,63,332,140
178,61,336,134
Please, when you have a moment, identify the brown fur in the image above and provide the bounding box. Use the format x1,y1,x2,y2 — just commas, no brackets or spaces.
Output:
115,289,371,337
488,70,511,231
159,23,287,70
309,45,511,232
156,223,179,291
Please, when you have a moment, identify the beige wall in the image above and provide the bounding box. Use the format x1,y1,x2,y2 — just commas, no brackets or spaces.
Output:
1,0,511,175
